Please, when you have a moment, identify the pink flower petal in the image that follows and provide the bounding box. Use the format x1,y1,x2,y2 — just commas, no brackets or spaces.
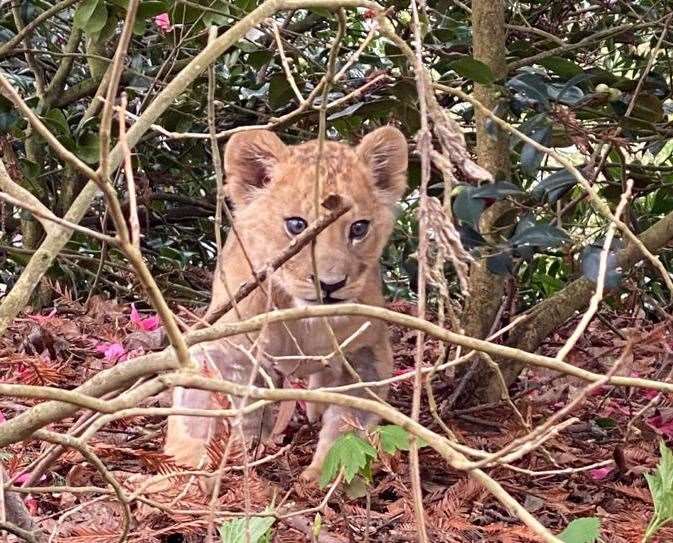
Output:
0,411,6,424
153,13,172,31
648,413,673,438
140,314,160,332
25,495,37,514
96,342,126,362
15,473,44,485
590,466,613,480
642,389,659,400
28,307,57,324
130,304,161,332
130,303,142,326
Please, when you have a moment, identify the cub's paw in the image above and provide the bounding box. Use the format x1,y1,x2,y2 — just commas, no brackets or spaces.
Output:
305,402,326,424
299,465,321,484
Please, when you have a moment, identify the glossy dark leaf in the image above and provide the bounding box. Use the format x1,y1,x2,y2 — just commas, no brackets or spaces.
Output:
487,252,514,275
520,121,552,176
506,72,550,109
532,168,578,204
453,186,486,229
472,181,525,200
547,83,584,105
511,213,537,259
581,241,623,289
457,223,487,250
327,102,363,120
509,223,569,249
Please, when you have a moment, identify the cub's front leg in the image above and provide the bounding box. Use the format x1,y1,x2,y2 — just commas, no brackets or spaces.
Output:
165,340,275,468
301,340,393,482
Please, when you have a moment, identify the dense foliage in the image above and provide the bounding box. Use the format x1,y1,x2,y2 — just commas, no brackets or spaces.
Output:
1,0,672,314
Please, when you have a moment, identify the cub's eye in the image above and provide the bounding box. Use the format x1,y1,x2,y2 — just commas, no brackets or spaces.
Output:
349,220,370,240
285,217,307,235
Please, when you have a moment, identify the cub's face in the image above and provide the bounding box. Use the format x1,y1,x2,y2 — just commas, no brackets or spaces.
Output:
223,127,408,305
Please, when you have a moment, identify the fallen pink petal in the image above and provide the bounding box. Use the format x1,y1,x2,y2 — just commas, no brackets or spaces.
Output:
590,466,613,480
647,413,673,438
140,314,161,331
27,307,57,324
130,303,161,331
15,473,46,485
96,342,127,362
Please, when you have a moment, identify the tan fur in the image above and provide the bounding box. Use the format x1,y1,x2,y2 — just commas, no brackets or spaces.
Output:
164,127,408,481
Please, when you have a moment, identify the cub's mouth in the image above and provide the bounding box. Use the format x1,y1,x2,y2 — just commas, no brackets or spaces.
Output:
302,296,348,305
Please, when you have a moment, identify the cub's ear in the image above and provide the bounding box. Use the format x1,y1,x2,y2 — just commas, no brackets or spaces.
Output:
223,130,288,207
356,126,408,204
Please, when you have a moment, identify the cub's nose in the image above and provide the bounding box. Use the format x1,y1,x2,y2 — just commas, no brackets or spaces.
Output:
310,275,347,296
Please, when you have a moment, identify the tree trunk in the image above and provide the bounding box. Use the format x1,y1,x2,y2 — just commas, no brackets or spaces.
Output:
455,0,512,404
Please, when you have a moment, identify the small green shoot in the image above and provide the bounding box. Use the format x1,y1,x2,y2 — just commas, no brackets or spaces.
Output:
319,432,376,488
644,441,673,542
378,425,411,453
377,424,428,453
320,426,428,490
219,511,275,543
557,517,601,543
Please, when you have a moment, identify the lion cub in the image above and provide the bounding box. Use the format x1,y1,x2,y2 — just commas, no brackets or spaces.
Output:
165,127,408,481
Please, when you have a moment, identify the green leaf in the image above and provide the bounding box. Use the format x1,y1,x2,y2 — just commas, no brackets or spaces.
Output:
630,94,663,123
344,475,369,499
0,95,19,134
319,432,377,487
268,75,295,110
645,441,673,542
654,139,673,166
42,109,74,149
378,425,411,454
247,51,274,70
74,0,100,29
133,17,146,35
76,132,100,165
202,0,231,27
558,517,601,543
218,513,275,543
308,7,332,19
90,12,118,42
137,0,170,18
86,1,108,33
539,57,583,79
74,0,108,34
43,109,70,136
449,57,495,84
